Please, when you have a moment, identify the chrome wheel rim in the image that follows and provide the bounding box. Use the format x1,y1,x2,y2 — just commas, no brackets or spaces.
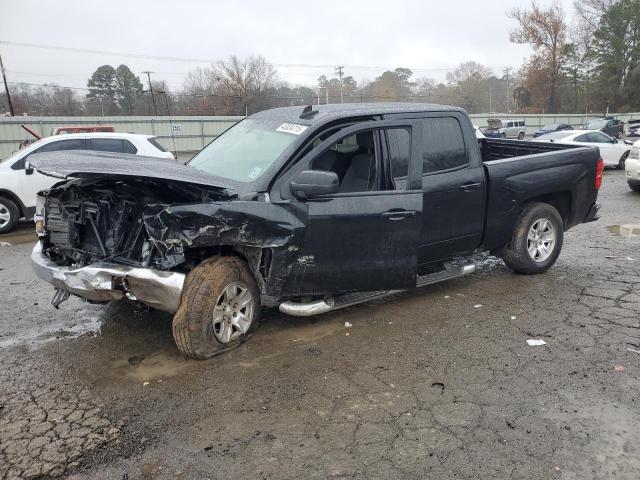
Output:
212,281,254,343
527,218,556,262
0,203,10,228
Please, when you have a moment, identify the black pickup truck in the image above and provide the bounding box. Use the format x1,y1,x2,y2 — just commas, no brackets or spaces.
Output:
29,104,603,359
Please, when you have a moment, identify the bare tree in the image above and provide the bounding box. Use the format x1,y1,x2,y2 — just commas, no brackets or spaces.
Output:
446,62,493,112
508,1,568,113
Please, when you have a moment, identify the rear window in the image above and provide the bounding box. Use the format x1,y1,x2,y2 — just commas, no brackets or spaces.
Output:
421,117,468,174
147,137,168,152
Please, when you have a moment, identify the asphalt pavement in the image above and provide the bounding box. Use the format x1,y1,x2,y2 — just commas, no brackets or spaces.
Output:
1,169,639,479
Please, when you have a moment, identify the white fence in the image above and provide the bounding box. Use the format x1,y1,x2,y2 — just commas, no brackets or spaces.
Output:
2,112,639,159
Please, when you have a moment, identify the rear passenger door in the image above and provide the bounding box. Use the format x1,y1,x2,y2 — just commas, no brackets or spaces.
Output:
415,115,485,263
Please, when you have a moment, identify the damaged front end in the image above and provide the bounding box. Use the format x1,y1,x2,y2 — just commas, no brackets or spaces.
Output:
33,174,305,311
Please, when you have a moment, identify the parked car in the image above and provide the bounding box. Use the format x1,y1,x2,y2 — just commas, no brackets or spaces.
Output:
0,133,174,233
533,130,631,168
483,119,526,139
30,104,602,359
532,123,573,138
626,119,640,138
584,117,624,138
625,140,640,192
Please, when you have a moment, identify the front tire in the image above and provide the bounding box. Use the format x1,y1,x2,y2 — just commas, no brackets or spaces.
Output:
502,203,564,274
619,151,629,170
0,197,19,234
172,256,260,359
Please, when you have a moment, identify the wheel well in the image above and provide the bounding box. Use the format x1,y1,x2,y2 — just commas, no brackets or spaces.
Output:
0,190,26,217
525,192,572,227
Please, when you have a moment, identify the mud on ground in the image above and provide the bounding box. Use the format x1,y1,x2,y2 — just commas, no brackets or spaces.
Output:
1,170,639,479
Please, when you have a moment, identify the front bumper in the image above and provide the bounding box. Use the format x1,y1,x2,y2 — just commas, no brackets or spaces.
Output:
31,242,185,313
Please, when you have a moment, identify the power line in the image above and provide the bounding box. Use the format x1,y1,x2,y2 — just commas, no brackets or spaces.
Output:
0,40,479,74
335,65,344,104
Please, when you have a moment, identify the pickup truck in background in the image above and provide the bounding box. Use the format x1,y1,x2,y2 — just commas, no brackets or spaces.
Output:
29,104,603,359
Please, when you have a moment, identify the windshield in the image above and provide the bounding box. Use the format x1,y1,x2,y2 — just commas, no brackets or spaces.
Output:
0,138,47,164
586,119,607,129
543,124,560,130
537,131,575,140
189,119,301,182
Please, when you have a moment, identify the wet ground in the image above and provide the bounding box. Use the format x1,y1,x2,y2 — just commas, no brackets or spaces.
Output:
1,169,639,479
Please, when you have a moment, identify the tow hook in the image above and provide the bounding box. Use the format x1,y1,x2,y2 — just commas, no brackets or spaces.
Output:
51,288,70,309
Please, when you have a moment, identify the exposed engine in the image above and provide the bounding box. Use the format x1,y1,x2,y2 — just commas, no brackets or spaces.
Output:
42,178,229,269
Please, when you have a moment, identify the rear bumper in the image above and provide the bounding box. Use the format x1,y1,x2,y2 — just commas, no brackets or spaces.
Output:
583,203,601,223
31,242,185,313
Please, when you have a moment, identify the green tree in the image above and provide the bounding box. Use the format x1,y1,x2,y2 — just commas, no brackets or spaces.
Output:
86,65,117,113
367,68,415,102
115,65,143,114
588,0,640,111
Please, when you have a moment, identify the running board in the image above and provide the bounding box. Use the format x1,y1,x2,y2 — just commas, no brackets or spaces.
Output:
278,263,476,317
416,263,476,287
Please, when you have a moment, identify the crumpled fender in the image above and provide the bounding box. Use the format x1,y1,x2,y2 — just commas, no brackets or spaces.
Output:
143,201,305,250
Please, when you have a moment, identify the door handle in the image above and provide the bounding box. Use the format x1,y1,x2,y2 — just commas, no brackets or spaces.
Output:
381,210,417,221
459,182,481,192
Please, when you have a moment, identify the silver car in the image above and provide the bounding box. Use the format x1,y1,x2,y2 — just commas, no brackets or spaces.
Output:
484,119,526,140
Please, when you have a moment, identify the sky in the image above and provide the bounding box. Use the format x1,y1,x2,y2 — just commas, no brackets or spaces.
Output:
0,0,575,93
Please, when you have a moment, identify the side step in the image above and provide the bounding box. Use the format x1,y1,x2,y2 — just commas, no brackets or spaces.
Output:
416,263,476,287
278,262,476,317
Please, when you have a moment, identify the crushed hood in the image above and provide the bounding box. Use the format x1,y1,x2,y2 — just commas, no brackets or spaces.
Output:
28,150,235,193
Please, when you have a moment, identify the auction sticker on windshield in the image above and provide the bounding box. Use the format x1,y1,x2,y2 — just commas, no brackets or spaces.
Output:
276,123,308,135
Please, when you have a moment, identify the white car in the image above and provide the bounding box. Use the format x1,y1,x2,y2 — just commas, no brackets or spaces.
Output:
0,133,174,233
533,130,631,169
625,140,640,192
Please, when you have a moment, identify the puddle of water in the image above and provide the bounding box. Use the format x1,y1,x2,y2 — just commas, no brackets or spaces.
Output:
607,224,640,236
111,350,193,383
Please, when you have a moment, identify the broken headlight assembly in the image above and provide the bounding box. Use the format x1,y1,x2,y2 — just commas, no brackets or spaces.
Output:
34,194,46,237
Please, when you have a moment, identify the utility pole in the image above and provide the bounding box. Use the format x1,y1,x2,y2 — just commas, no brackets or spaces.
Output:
0,49,15,116
335,65,344,104
143,71,158,116
503,67,512,114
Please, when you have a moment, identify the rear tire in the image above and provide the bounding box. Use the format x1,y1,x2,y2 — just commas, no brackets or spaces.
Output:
0,197,19,234
172,256,260,359
518,132,525,140
502,203,564,274
629,183,640,192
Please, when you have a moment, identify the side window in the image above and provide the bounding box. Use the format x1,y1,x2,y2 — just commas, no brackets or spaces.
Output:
574,134,590,142
123,140,138,154
311,130,378,193
13,139,86,170
519,121,525,127
421,117,468,174
386,128,411,189
88,138,124,153
589,132,611,143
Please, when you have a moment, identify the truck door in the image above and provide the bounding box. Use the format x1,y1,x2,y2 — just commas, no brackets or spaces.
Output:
279,121,423,296
414,115,486,263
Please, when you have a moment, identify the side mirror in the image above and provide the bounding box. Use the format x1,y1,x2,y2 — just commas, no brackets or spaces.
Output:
289,170,339,199
25,160,34,175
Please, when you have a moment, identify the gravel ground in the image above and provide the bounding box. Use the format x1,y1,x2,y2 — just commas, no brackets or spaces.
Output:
1,169,639,479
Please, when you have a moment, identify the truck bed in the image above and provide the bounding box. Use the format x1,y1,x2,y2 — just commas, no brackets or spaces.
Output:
480,139,601,252
479,138,576,162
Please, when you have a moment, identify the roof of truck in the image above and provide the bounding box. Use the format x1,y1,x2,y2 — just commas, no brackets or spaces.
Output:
251,103,467,126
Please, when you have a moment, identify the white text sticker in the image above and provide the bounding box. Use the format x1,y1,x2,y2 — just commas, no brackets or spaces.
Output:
276,123,308,135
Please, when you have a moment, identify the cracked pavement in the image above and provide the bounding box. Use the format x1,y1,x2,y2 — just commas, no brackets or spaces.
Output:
1,169,639,479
